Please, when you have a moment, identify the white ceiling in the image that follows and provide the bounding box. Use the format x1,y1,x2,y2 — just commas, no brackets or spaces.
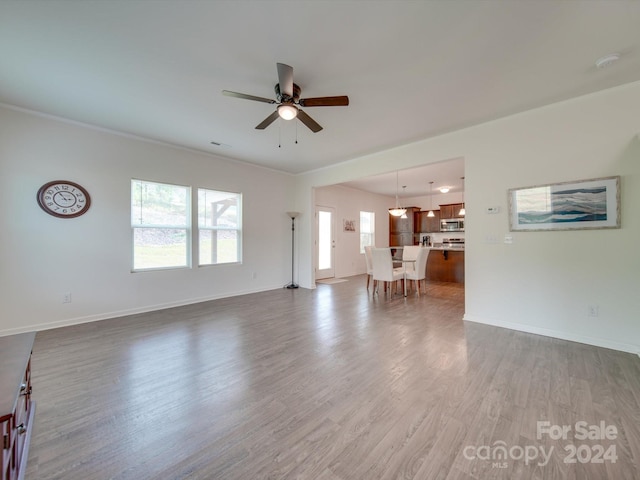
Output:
1,1,639,195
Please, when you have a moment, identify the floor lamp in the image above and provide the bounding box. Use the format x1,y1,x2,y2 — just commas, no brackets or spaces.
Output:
286,211,300,289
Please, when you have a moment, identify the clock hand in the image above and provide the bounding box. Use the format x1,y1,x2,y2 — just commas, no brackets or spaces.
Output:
57,192,75,203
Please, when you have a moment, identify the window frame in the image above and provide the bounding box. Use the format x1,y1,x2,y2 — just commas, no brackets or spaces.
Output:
359,210,375,254
131,179,191,272
197,188,243,266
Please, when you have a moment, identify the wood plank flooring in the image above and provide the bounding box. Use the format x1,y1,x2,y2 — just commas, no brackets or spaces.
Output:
25,276,640,479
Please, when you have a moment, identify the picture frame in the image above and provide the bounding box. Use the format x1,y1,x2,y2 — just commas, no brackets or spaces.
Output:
343,219,356,232
508,176,620,231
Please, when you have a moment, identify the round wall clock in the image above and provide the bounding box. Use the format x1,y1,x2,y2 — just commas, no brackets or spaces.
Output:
36,180,91,218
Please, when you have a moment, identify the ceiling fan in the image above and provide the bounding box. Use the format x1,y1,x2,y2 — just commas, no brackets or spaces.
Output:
222,63,349,133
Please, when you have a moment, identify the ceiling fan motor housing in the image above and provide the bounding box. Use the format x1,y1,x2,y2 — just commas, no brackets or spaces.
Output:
275,83,301,103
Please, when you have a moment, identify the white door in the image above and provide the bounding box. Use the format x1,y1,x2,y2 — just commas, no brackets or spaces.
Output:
316,206,335,280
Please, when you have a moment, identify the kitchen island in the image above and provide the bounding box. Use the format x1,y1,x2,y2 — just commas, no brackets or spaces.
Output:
426,246,464,284
389,245,464,284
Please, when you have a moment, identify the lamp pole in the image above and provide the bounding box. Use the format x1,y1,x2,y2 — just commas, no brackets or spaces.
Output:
286,211,300,289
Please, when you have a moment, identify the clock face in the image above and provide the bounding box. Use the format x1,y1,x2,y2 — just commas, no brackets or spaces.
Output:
37,180,91,218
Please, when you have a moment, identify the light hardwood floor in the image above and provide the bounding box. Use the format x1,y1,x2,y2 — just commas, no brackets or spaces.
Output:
26,276,640,479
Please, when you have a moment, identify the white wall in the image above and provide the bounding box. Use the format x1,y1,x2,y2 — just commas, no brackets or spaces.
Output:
0,106,295,335
314,184,392,278
296,81,640,354
3,80,639,354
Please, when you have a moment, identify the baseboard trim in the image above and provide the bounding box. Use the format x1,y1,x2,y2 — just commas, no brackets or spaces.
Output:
463,314,639,355
0,283,289,337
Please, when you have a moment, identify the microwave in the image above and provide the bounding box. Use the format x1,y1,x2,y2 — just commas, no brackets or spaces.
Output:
440,218,464,232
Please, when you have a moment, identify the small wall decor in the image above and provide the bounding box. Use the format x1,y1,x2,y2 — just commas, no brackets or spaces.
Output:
37,180,91,218
508,176,620,231
343,219,356,232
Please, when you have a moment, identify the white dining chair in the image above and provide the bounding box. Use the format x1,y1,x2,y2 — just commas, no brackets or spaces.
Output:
364,245,374,290
402,245,421,274
404,247,430,295
371,248,405,296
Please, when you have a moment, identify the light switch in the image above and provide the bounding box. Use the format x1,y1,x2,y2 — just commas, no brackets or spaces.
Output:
486,206,500,214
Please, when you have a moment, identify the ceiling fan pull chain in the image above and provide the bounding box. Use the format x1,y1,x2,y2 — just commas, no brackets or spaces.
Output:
278,118,282,148
295,118,298,144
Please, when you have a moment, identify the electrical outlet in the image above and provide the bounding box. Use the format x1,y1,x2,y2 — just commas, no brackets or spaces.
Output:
588,305,599,317
63,292,72,304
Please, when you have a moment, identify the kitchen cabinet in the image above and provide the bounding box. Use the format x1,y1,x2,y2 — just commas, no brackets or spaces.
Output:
417,210,441,233
389,207,417,234
389,207,419,246
390,233,413,247
439,203,464,219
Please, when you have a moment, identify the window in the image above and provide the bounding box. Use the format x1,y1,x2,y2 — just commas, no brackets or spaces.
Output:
198,188,242,265
131,180,190,271
360,211,375,253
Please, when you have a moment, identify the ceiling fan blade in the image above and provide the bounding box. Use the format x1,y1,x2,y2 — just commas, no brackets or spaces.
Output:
299,96,349,107
297,110,323,133
255,111,280,130
222,90,275,104
276,63,294,98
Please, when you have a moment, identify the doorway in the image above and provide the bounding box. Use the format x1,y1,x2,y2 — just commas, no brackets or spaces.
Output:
315,206,335,279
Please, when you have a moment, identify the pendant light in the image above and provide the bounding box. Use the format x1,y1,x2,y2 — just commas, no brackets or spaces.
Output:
389,171,407,217
400,186,408,218
427,181,435,217
458,176,466,216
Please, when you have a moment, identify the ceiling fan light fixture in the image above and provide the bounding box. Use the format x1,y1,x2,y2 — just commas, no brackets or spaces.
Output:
224,63,348,134
439,187,450,193
277,104,298,120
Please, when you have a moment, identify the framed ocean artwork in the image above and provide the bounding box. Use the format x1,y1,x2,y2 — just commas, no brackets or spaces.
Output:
508,176,620,231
